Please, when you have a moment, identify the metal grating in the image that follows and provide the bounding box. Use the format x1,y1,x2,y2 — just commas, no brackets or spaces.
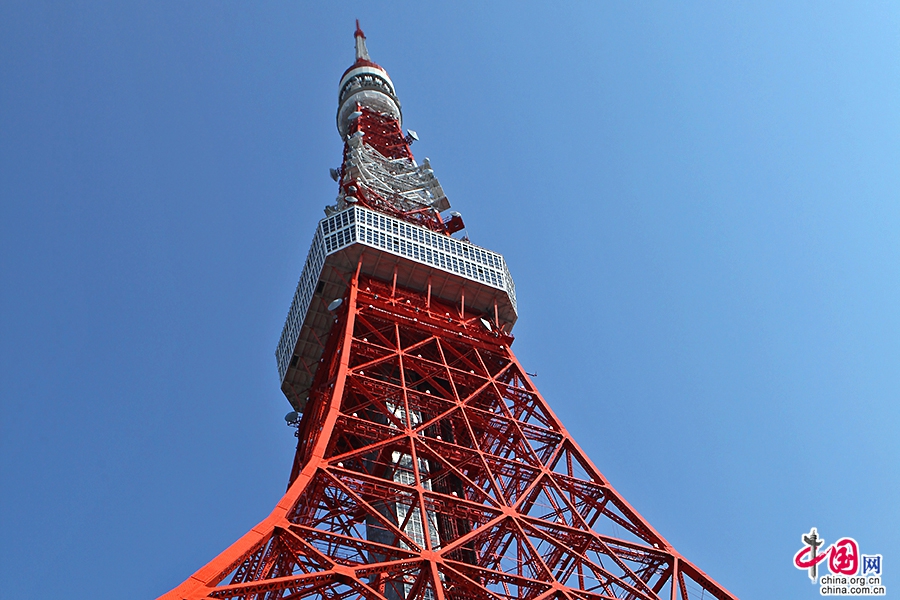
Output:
276,206,516,381
275,227,325,381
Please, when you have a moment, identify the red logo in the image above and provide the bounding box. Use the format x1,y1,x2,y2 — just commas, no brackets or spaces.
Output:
794,527,860,581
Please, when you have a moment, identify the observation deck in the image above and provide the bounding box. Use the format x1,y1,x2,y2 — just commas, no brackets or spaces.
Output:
276,205,517,410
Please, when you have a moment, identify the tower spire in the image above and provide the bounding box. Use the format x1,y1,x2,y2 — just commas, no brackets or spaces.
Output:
354,19,370,61
336,24,402,141
332,22,451,234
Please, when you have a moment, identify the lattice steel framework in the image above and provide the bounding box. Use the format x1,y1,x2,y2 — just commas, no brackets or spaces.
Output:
162,273,736,600
158,23,737,600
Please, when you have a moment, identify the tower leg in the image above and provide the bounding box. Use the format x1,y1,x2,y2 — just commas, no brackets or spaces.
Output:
159,275,736,600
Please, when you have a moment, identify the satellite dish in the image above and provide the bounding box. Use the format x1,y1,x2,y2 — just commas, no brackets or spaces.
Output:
406,129,419,141
329,168,339,181
284,411,299,423
479,317,493,332
349,111,362,120
345,196,357,203
327,298,343,311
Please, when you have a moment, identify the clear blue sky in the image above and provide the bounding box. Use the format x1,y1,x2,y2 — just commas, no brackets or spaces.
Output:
1,2,897,598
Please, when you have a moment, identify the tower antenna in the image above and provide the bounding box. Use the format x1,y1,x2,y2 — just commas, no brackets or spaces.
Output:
354,19,370,61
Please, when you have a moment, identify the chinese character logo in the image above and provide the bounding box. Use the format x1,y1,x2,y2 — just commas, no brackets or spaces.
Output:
830,538,859,575
794,530,887,596
861,555,883,577
793,528,859,582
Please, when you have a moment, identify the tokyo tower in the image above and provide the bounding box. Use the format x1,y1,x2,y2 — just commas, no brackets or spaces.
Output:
159,23,738,600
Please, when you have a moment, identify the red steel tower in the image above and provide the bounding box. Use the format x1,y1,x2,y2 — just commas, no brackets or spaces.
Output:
160,24,738,600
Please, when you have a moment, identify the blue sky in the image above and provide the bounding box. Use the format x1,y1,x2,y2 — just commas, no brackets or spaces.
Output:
1,2,898,598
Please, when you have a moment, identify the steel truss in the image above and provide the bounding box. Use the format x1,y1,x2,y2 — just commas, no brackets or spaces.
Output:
161,269,736,600
328,107,449,233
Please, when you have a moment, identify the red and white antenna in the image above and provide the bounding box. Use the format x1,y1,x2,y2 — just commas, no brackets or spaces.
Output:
354,19,370,61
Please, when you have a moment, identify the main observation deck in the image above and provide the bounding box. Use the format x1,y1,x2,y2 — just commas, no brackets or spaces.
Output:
276,204,517,410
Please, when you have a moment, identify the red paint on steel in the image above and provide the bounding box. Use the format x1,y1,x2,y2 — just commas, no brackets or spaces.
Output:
160,276,736,600
158,24,737,600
